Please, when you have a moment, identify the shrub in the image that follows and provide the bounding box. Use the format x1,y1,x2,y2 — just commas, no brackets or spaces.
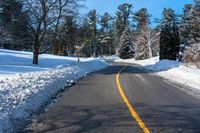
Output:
183,43,200,68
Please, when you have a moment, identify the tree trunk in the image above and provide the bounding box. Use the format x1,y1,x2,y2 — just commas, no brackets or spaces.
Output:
33,45,39,65
147,39,152,59
1,43,3,48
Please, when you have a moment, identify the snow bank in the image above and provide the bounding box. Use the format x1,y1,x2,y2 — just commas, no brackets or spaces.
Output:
115,57,200,92
115,57,159,66
148,59,181,71
0,49,108,133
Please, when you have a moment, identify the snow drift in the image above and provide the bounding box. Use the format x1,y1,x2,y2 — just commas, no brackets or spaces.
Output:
0,49,108,133
115,57,200,93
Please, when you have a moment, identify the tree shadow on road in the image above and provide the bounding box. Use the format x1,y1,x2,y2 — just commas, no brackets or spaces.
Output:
21,64,200,133
22,103,200,133
134,103,200,133
22,105,141,133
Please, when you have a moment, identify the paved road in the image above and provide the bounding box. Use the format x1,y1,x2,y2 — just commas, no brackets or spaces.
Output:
23,64,200,133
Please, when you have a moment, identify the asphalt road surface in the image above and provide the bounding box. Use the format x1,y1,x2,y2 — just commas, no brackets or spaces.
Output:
23,63,200,133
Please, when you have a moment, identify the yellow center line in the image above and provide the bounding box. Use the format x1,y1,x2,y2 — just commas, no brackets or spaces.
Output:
116,65,150,133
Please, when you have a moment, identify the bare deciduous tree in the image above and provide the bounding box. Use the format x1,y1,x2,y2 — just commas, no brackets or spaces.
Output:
135,28,160,59
24,0,82,64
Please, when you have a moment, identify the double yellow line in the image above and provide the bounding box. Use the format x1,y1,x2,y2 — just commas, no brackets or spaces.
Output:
116,65,150,133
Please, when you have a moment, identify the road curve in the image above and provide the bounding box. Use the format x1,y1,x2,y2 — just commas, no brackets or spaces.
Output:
23,64,200,133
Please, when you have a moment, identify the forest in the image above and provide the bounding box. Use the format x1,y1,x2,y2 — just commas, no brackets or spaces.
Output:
0,0,199,67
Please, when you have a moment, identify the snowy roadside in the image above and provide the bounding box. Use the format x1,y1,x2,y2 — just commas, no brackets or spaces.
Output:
0,49,108,133
115,57,200,95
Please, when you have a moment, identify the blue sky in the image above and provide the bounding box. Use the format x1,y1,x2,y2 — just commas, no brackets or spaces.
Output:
80,0,193,26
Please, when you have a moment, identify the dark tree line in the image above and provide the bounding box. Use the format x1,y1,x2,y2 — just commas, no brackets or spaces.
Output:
180,0,200,67
159,8,180,60
0,0,31,50
0,0,199,67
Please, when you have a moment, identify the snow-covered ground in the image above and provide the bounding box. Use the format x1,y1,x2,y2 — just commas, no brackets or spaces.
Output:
0,49,108,133
115,57,200,95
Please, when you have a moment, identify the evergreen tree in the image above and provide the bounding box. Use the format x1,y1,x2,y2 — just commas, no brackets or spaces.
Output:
115,12,124,38
99,12,112,33
87,9,99,56
115,3,133,38
119,27,135,59
190,0,200,43
182,1,200,67
98,12,115,55
0,0,31,50
78,16,93,57
60,16,77,56
0,0,19,25
180,4,193,44
134,8,150,30
159,8,180,60
115,3,133,55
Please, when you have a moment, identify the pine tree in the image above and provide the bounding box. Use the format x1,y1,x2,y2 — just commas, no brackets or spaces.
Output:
0,0,31,50
182,1,200,67
180,4,193,44
115,12,124,38
98,12,115,55
119,27,135,59
99,12,112,33
115,3,133,38
159,8,180,60
60,16,77,56
180,1,200,43
191,0,200,43
134,8,150,30
87,9,99,56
